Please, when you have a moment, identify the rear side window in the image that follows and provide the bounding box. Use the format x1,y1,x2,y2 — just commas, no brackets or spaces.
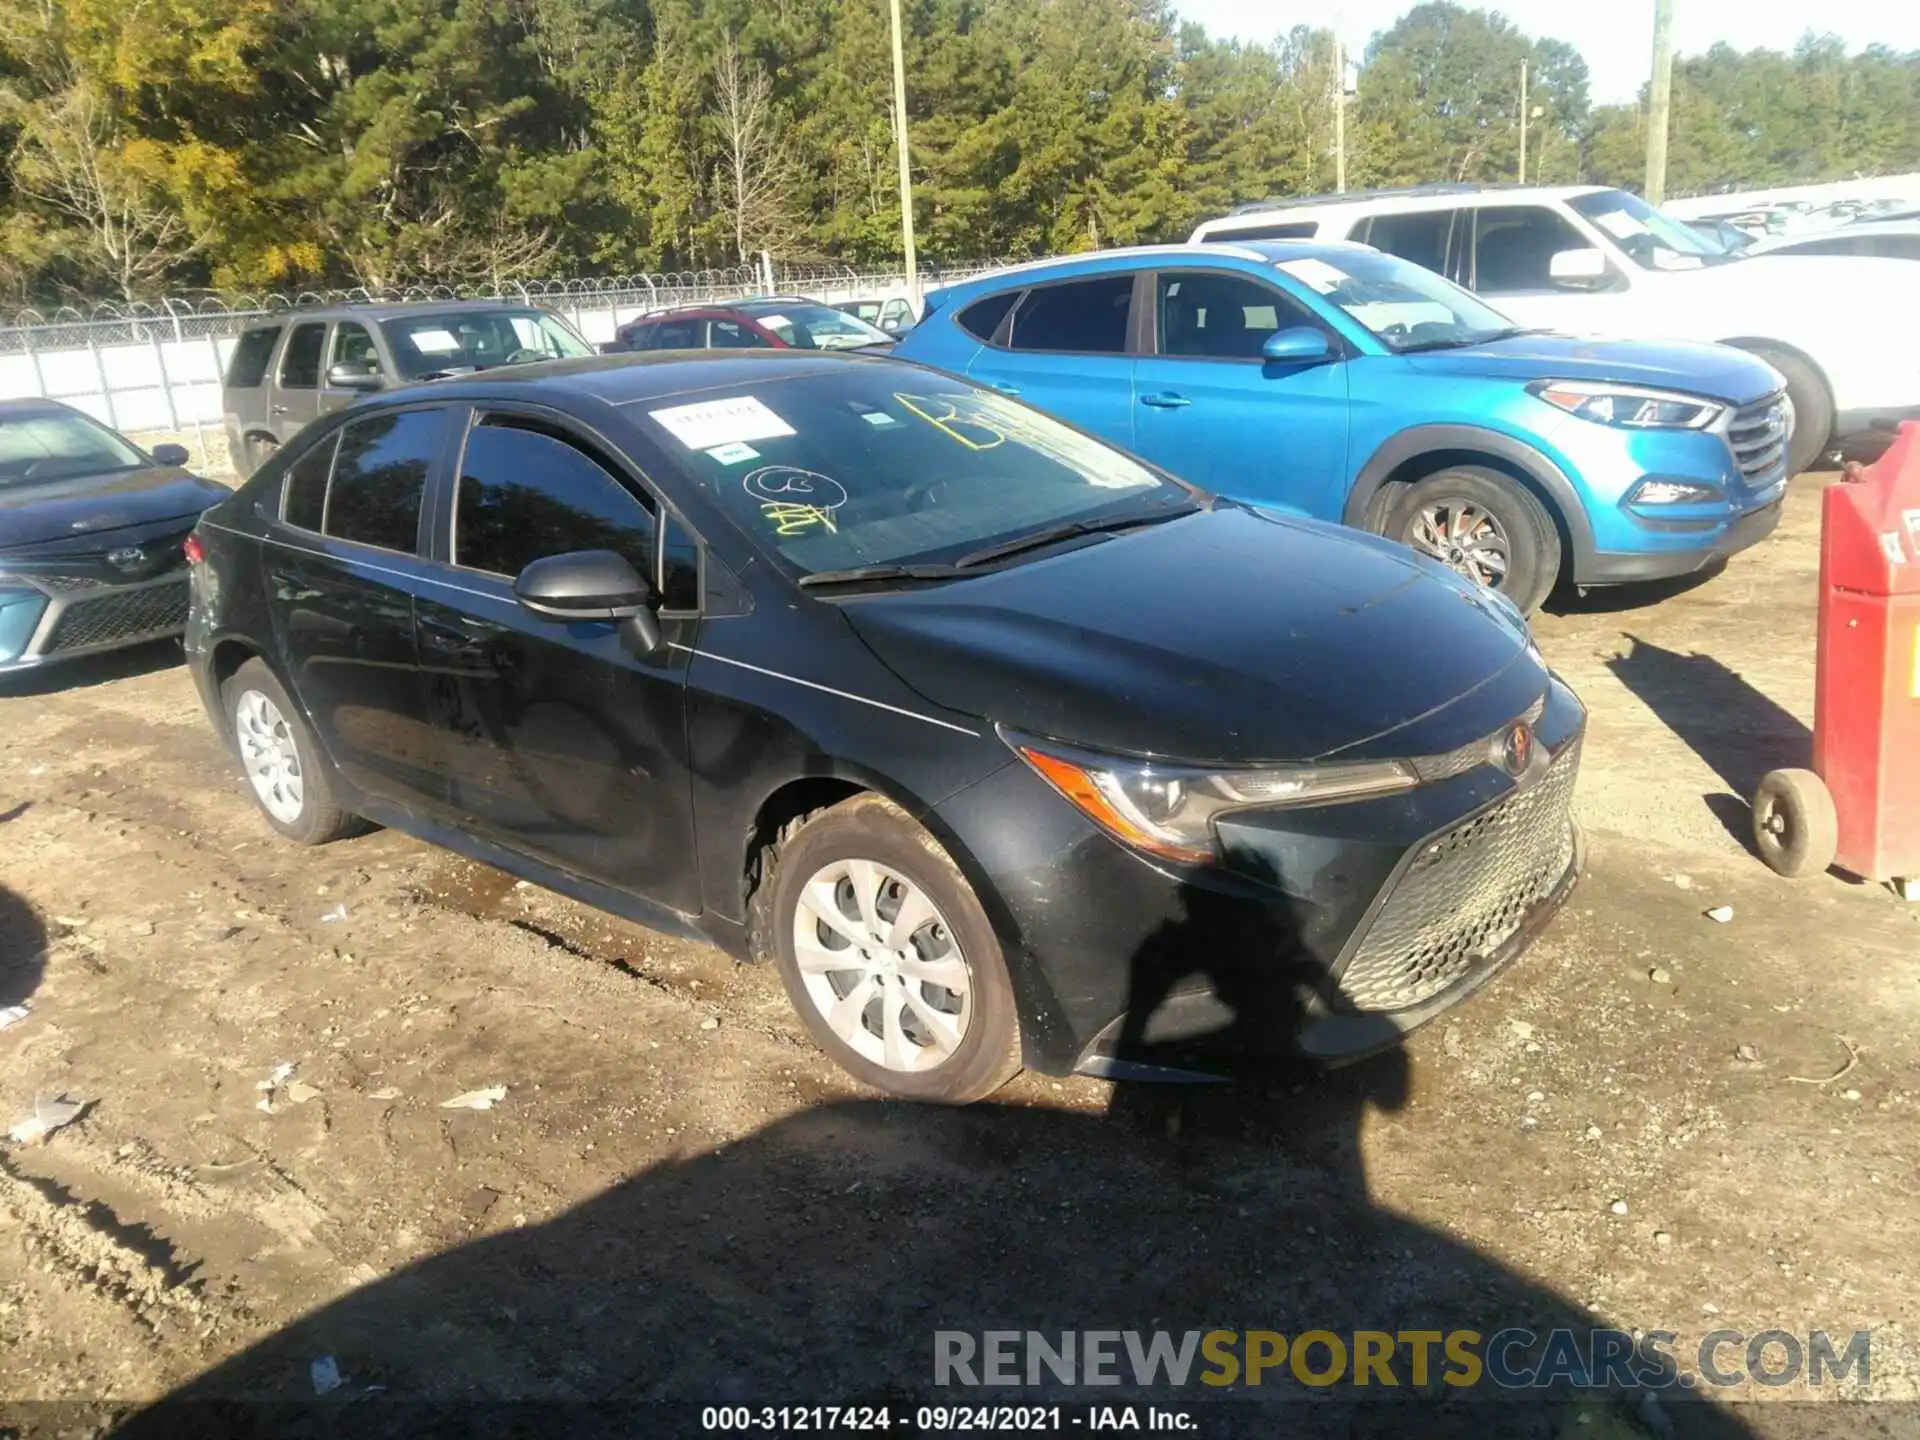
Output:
282,433,337,531
1210,220,1320,241
226,327,282,389
652,318,705,348
958,291,1018,342
279,323,327,389
1009,275,1133,354
322,409,445,553
1353,211,1455,275
455,419,656,579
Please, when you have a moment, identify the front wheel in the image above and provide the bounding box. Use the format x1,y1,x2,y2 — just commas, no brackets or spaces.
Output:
1387,465,1562,615
753,795,1022,1103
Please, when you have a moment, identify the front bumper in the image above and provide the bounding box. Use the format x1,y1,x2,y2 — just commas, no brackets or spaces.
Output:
0,572,191,675
1578,495,1783,585
934,679,1587,1074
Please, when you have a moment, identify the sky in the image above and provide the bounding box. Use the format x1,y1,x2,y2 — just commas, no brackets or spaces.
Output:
1171,0,1920,104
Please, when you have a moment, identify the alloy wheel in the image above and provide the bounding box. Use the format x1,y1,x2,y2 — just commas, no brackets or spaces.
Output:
1407,501,1512,589
234,689,305,824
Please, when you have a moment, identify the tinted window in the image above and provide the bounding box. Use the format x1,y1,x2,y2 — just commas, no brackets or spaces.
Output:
711,319,769,349
651,319,705,349
1158,272,1313,358
1008,275,1132,353
958,291,1018,341
661,512,701,611
1209,220,1319,241
330,321,379,373
323,409,444,552
282,433,337,531
455,421,656,579
1473,206,1593,293
226,327,282,389
279,323,326,389
1354,211,1455,274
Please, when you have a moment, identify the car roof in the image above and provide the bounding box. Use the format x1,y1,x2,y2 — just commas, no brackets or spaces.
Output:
1197,183,1612,232
0,396,85,420
1747,219,1920,250
922,240,1377,306
238,298,563,328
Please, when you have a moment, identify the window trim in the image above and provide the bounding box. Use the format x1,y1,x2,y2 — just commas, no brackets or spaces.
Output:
277,320,329,391
1143,265,1347,365
976,270,1142,358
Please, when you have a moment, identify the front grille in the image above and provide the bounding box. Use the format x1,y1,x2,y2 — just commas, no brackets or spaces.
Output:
1335,739,1581,1012
42,581,189,655
1726,393,1790,482
31,574,108,594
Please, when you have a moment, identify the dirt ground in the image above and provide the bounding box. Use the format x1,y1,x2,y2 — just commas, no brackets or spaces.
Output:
2,474,1918,1437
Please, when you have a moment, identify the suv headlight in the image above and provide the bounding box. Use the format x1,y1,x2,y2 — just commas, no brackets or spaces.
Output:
1007,731,1416,864
1530,380,1726,430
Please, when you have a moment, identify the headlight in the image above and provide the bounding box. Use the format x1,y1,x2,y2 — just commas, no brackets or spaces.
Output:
0,588,47,665
1008,731,1417,864
1530,380,1726,430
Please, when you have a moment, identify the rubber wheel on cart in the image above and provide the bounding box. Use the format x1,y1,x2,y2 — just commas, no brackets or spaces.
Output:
1748,346,1832,477
1386,466,1561,616
1751,768,1838,878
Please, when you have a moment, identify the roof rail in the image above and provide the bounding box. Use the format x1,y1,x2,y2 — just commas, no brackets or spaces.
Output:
1227,182,1529,216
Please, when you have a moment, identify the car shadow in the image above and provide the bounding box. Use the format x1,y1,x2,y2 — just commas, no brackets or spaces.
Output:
0,638,184,699
1542,562,1726,617
0,879,47,1010
113,844,1755,1440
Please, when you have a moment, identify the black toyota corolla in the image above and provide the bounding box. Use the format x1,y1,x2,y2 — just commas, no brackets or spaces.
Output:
185,350,1583,1102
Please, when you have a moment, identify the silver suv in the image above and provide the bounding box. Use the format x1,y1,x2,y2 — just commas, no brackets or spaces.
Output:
220,302,594,476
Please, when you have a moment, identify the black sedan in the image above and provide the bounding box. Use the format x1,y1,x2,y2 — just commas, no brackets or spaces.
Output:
1,399,230,676
184,351,1584,1102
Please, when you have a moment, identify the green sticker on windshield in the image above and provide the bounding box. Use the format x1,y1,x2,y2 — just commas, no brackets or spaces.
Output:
707,442,760,464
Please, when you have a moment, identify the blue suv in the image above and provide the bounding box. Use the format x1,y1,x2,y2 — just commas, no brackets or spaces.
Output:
893,242,1791,612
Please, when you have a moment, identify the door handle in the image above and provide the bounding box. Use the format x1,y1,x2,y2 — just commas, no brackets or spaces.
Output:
271,404,290,415
987,382,1021,396
1139,392,1191,409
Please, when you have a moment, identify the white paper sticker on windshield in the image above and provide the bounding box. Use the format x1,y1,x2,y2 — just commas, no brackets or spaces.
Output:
408,328,460,353
649,395,796,450
707,441,760,464
1275,258,1348,293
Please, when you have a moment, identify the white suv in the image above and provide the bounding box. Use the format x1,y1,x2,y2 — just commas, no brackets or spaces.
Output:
1193,184,1920,474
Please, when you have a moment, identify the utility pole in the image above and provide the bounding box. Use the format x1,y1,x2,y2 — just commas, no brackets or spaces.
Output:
1517,59,1529,184
1333,35,1347,194
1645,0,1674,203
888,0,920,308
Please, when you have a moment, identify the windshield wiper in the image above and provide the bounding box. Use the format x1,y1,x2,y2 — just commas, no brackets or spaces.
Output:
797,562,968,590
953,505,1197,570
1395,325,1544,354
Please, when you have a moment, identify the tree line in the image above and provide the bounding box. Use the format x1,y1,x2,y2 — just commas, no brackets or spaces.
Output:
1,0,1916,304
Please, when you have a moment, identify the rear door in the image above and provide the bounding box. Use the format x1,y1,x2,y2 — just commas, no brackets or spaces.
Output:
267,405,454,807
268,321,329,444
1131,268,1350,518
962,272,1138,450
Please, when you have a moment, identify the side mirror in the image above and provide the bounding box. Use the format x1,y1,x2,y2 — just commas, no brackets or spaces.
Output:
149,442,191,467
1262,327,1333,364
513,550,661,652
1548,247,1610,289
326,360,383,391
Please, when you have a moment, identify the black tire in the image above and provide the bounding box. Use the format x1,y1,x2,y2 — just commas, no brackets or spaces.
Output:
1751,768,1838,879
1386,465,1562,615
221,658,365,846
1749,347,1832,476
751,794,1022,1104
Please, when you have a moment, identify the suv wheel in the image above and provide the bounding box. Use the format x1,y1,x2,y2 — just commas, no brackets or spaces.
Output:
753,795,1021,1104
1388,465,1561,615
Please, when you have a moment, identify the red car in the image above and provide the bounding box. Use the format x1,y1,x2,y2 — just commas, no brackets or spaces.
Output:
609,297,894,353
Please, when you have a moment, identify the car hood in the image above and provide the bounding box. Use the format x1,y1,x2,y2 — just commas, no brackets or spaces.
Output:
0,466,231,552
1404,332,1780,403
839,506,1547,765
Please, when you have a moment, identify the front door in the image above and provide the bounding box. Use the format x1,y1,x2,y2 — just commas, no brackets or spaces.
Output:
1130,269,1350,520
268,321,328,444
963,272,1138,451
267,406,451,805
415,408,700,912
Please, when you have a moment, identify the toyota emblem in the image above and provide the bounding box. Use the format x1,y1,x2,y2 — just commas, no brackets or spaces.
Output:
106,546,148,573
1498,723,1533,777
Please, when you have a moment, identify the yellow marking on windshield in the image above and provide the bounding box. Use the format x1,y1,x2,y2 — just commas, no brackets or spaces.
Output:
894,392,1006,451
760,501,839,536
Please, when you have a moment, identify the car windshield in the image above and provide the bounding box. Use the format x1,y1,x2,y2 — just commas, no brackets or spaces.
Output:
1566,189,1730,270
737,303,892,350
633,369,1193,579
0,407,146,489
1272,250,1519,353
381,308,593,379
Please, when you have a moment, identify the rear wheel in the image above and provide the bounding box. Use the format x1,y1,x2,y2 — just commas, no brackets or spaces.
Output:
1748,347,1832,476
222,658,364,845
1387,465,1561,615
753,795,1021,1103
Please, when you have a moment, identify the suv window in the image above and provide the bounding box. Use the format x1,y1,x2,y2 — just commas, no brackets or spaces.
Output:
322,409,445,552
282,432,338,532
652,318,705,349
1353,211,1456,275
1472,206,1594,293
1158,272,1315,359
711,318,768,349
330,321,380,375
279,323,326,389
1210,220,1319,241
958,291,1018,342
455,419,657,579
1010,275,1133,354
226,326,282,389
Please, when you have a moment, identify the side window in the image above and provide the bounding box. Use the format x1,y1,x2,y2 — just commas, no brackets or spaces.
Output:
1213,220,1320,241
282,432,337,531
619,323,655,352
330,322,380,377
1472,206,1594,294
711,319,769,349
226,326,282,389
958,291,1018,342
454,419,657,579
1157,272,1316,359
1353,210,1456,276
660,512,701,611
652,318,705,349
322,409,445,552
279,322,327,389
1008,275,1133,354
